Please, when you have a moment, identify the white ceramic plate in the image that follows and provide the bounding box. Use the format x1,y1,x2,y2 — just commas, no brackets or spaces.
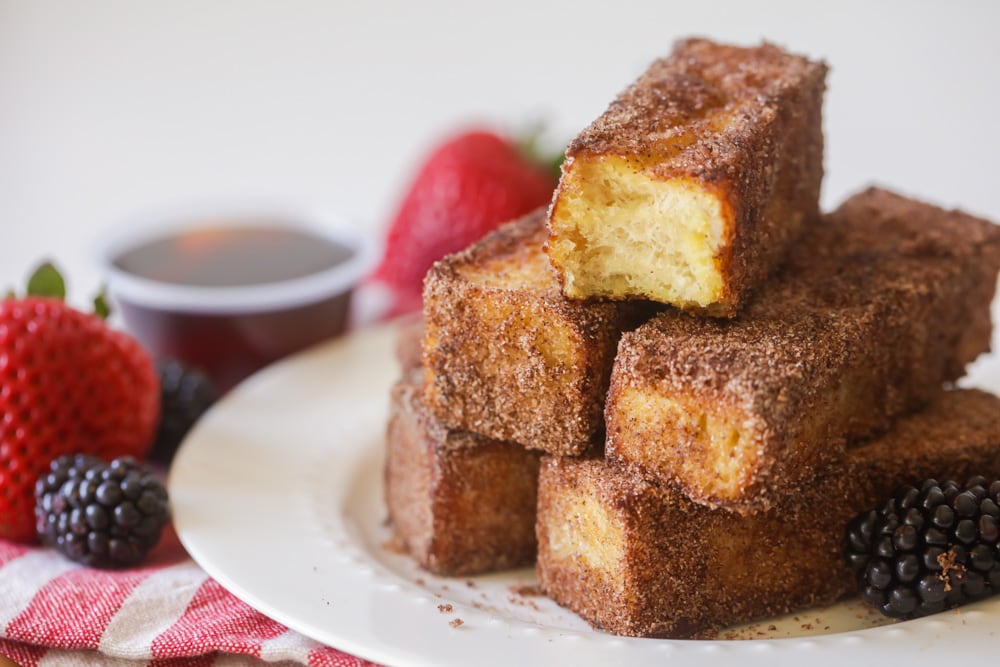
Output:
169,322,1000,666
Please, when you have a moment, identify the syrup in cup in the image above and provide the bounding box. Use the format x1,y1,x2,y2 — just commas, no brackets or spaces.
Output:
100,208,377,392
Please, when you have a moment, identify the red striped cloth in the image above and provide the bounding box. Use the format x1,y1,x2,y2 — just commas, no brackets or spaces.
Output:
0,527,378,666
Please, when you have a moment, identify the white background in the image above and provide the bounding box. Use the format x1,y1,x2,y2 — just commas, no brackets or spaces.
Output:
2,0,998,301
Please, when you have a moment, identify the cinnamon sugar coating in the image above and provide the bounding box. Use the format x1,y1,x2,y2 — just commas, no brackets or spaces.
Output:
384,369,541,576
423,209,649,456
537,389,1000,638
547,38,827,315
606,187,1000,511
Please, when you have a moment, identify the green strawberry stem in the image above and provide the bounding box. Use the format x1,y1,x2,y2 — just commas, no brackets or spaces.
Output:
93,289,111,320
13,261,111,320
26,262,66,299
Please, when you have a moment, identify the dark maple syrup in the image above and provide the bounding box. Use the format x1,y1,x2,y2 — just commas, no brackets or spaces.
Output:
112,224,353,287
108,222,363,392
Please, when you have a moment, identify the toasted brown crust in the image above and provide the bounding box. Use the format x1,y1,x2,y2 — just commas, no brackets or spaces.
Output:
423,209,651,456
606,187,1000,511
538,389,1000,638
548,38,827,315
384,371,541,576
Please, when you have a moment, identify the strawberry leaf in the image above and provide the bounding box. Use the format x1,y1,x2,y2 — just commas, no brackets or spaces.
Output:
26,262,67,299
93,288,111,320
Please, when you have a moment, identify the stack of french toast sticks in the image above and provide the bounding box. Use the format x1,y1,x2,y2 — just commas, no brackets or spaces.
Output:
383,37,1000,638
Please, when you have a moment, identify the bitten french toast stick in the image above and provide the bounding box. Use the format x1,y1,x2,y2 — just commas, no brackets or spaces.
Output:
547,38,827,316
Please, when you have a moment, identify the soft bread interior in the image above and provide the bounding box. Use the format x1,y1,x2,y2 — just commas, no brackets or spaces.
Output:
549,156,727,307
544,488,626,576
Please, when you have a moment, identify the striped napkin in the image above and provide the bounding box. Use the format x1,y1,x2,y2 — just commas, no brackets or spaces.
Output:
0,526,378,666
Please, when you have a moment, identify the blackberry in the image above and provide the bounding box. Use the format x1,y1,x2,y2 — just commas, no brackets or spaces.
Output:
150,359,218,464
35,455,170,568
846,477,1000,619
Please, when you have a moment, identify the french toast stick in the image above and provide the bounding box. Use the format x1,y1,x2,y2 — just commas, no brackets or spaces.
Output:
537,389,1000,638
423,208,649,456
605,187,1000,511
385,368,541,576
547,38,826,316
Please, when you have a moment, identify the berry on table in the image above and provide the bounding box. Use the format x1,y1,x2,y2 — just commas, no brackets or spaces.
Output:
0,263,159,542
35,454,170,568
149,359,218,465
846,476,1000,619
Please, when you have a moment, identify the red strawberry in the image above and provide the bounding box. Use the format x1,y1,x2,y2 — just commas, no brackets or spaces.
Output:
0,267,159,542
369,129,559,316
